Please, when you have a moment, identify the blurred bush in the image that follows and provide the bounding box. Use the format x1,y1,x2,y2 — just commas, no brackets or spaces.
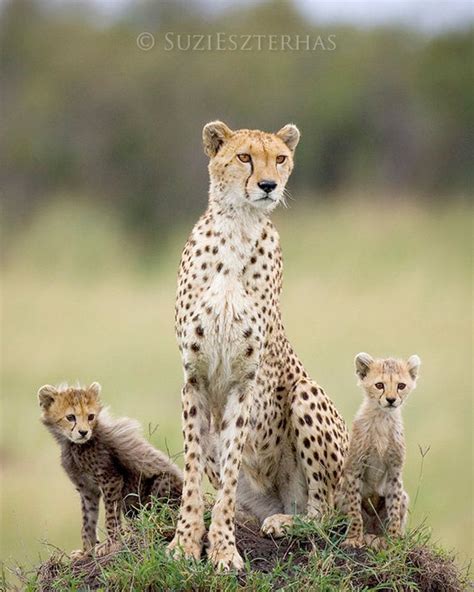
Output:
1,0,472,240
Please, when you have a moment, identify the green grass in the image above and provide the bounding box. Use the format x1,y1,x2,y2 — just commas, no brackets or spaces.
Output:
1,196,472,584
17,500,470,591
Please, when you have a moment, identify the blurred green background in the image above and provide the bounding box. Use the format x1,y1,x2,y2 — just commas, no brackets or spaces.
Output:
1,0,472,576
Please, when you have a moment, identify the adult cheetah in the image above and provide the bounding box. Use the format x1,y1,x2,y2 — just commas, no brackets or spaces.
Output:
168,121,348,570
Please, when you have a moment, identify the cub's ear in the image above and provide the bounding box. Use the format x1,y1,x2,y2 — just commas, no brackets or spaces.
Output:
37,385,58,409
276,124,300,151
407,355,421,380
355,352,374,379
88,382,102,398
202,120,233,157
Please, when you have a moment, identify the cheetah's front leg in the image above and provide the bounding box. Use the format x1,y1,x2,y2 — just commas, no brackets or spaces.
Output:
207,385,252,571
168,381,207,560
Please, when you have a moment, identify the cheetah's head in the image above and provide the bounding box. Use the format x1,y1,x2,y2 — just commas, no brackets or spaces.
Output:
355,353,421,411
38,382,102,443
202,121,300,212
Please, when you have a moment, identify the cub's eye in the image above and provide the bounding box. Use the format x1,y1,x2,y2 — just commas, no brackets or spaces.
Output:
66,414,76,422
88,414,95,421
398,383,406,390
237,153,251,163
276,155,287,164
375,382,384,390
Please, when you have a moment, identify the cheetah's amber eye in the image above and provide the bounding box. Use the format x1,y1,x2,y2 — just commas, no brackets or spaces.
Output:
237,153,251,163
398,383,406,390
276,155,287,164
375,382,384,390
88,414,95,421
66,414,76,422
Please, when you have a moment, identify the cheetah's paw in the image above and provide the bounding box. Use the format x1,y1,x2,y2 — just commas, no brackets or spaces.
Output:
167,534,203,561
207,544,244,572
341,535,364,549
261,514,294,538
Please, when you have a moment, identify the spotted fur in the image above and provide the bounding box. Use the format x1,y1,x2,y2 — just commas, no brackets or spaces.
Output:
168,121,349,570
38,383,182,559
336,353,421,549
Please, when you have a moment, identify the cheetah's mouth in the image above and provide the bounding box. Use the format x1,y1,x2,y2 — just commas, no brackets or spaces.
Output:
254,196,276,204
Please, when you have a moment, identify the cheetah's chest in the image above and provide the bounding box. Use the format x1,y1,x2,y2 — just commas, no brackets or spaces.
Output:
178,216,278,397
362,451,389,496
199,274,258,381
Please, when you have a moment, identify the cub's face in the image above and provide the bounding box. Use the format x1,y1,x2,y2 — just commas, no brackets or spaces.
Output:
355,353,421,410
202,121,300,212
38,383,102,443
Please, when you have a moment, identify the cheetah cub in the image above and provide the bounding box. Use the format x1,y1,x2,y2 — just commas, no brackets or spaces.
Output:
337,353,421,549
38,382,183,559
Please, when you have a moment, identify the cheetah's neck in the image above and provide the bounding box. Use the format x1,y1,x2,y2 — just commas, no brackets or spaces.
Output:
206,202,268,274
356,399,403,427
355,398,404,455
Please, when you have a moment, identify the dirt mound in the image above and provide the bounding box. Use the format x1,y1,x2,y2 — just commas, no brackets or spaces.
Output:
35,515,468,592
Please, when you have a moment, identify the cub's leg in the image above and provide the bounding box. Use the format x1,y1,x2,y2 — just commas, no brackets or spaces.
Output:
207,382,253,571
365,473,408,550
70,485,100,560
168,381,207,560
400,490,409,533
385,467,405,538
340,470,364,548
262,379,347,537
96,475,124,557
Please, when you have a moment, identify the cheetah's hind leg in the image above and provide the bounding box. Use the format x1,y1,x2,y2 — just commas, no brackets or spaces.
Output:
288,379,345,519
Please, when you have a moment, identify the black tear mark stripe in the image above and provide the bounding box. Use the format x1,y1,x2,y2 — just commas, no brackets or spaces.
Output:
244,155,254,200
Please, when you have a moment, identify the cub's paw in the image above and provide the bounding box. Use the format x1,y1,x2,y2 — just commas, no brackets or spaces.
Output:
167,534,203,561
341,535,364,549
95,539,122,557
261,514,294,538
364,534,388,550
69,549,88,561
208,543,244,572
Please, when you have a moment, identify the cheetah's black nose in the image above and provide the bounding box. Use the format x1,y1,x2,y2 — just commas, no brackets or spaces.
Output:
386,398,396,406
79,430,88,437
258,180,277,194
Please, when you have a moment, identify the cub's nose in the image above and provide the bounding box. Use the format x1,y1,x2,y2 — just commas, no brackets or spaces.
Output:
385,397,396,406
79,430,88,437
258,180,277,194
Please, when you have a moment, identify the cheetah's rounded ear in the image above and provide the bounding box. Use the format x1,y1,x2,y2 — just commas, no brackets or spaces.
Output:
276,124,300,151
407,355,421,380
37,384,58,409
88,382,102,399
355,352,374,379
202,121,233,157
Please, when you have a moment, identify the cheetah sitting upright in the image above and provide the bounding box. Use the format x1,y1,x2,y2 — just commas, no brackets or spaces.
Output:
336,353,421,549
168,121,348,570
